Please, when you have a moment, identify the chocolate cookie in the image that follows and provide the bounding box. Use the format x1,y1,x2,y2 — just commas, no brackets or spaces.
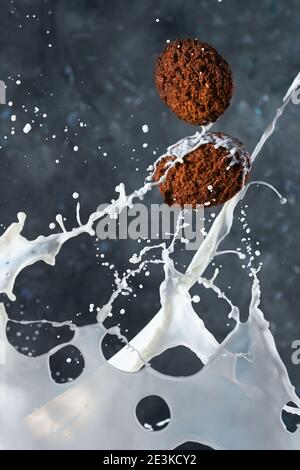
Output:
155,39,233,125
153,132,251,208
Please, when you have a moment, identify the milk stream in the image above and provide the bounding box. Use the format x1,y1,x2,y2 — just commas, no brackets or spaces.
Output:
0,73,300,449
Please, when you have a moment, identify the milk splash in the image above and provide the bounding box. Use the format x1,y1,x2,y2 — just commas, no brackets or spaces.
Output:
0,73,300,449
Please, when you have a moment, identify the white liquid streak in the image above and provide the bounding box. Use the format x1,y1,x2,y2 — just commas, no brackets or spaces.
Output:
110,73,300,373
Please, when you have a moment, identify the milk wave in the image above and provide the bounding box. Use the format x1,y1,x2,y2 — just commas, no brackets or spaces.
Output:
0,73,300,449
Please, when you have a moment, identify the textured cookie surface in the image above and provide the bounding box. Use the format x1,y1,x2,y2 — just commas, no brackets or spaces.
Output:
155,39,233,125
153,132,251,208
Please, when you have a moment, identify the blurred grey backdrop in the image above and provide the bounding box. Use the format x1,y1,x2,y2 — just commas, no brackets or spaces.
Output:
0,0,300,435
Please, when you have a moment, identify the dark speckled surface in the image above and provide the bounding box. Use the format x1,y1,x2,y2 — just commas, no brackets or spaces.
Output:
0,0,299,397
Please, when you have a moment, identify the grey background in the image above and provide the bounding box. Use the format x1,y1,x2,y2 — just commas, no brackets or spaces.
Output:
0,0,300,440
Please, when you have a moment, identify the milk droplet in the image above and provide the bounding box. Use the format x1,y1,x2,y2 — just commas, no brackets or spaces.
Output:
73,146,79,152
72,192,79,199
23,123,32,134
11,115,16,122
142,124,149,133
192,295,200,303
49,223,56,230
280,197,287,205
